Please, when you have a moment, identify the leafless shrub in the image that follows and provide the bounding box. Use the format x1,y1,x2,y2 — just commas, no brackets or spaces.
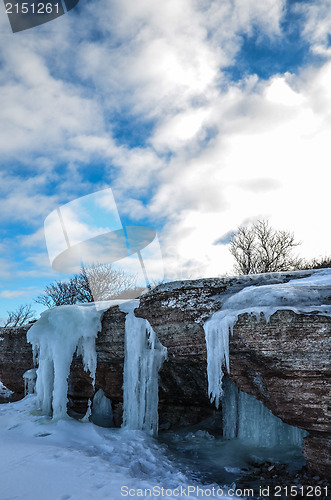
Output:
3,304,35,327
35,264,137,308
229,219,303,275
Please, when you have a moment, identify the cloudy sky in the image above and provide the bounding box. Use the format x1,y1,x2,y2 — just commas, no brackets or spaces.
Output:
0,0,330,320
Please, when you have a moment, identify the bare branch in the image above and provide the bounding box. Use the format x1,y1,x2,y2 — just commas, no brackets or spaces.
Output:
35,264,137,307
229,219,303,275
3,304,35,327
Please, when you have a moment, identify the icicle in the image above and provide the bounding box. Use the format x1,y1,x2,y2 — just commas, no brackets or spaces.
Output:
221,378,239,439
23,368,37,396
222,379,306,447
203,312,236,408
27,304,103,419
120,300,167,436
81,398,92,423
203,269,331,409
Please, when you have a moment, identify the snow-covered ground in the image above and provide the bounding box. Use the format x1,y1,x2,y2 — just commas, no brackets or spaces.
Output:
0,396,245,500
0,380,13,400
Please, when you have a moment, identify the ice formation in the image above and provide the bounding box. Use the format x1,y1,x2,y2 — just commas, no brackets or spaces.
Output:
26,297,166,433
27,304,104,419
120,300,167,435
0,380,13,401
91,388,113,428
23,368,37,396
222,378,305,447
203,269,331,408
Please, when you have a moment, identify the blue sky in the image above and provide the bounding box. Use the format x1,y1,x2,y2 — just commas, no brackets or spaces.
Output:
0,0,330,322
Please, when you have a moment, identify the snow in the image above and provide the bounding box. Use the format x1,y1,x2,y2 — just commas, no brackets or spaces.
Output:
222,379,306,447
0,380,13,400
203,268,331,407
120,300,167,435
27,303,104,419
0,397,243,500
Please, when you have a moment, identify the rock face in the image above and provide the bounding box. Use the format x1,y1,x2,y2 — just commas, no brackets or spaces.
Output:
0,270,330,477
136,273,331,478
0,325,33,401
229,311,331,478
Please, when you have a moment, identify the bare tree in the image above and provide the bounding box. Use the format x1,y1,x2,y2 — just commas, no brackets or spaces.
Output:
35,264,138,308
229,219,303,275
301,255,331,270
3,304,35,327
81,264,138,301
35,278,82,308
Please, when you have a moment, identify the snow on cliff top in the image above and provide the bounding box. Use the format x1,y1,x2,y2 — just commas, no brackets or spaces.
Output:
214,267,331,321
204,268,331,408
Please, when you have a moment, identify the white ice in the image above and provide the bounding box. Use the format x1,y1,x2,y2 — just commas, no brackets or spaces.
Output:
222,379,306,447
23,368,37,395
204,268,331,407
120,300,167,436
27,303,104,419
91,388,114,428
26,298,167,433
0,380,13,399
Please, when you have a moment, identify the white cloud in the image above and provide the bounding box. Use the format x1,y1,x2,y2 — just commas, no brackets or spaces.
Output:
148,66,331,277
73,0,286,122
0,0,330,291
0,171,59,223
297,0,331,56
0,289,32,299
19,228,46,249
0,258,15,280
0,0,286,186
152,108,212,152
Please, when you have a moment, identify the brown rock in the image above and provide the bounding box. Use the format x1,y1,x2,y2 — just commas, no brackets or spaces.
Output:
0,269,330,478
136,272,331,477
0,325,33,400
303,435,331,479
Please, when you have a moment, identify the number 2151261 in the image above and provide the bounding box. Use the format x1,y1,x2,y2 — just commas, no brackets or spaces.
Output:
5,3,60,14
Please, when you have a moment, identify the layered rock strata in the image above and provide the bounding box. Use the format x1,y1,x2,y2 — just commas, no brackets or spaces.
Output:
135,273,331,477
0,325,33,401
0,270,330,476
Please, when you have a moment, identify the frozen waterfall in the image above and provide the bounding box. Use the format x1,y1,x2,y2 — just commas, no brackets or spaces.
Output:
120,301,167,435
26,299,166,434
222,378,306,447
203,268,331,409
27,304,103,419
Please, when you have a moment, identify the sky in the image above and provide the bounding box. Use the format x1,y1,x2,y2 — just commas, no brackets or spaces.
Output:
0,0,330,322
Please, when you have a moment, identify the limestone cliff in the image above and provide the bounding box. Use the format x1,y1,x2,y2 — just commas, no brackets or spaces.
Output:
0,270,330,476
135,271,331,477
